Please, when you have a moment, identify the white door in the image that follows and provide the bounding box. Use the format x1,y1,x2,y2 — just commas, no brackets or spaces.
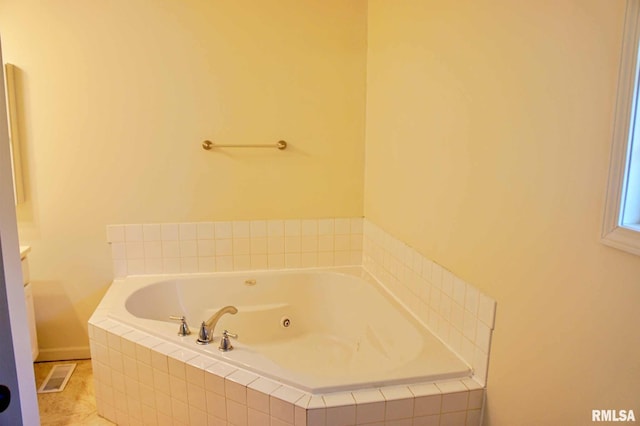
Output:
0,38,40,425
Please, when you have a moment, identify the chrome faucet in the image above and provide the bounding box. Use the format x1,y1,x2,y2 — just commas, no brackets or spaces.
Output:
196,305,238,345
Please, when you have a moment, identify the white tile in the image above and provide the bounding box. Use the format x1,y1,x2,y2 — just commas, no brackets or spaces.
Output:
162,241,180,258
216,256,233,272
334,218,350,235
162,257,181,273
172,397,190,423
228,369,260,387
267,220,284,237
270,396,294,423
247,388,271,414
206,391,227,419
215,222,233,239
323,392,355,408
440,391,468,413
301,252,318,268
272,386,306,404
301,236,318,252
465,285,480,315
153,369,171,394
307,408,326,426
355,401,384,424
250,220,267,237
196,222,215,240
189,406,207,425
268,236,285,254
251,237,268,254
334,235,350,251
247,407,269,426
170,376,189,403
466,409,482,426
180,257,198,273
435,381,468,394
233,221,251,238
125,224,144,241
413,394,441,417
431,263,443,288
441,270,454,297
441,410,467,426
127,259,145,275
107,225,125,242
248,377,281,395
478,293,497,329
351,389,384,405
301,219,318,236
475,321,492,353
146,257,163,273
285,236,301,253
461,378,483,391
110,242,126,260
225,379,247,404
318,219,334,235
161,223,179,241
463,309,477,341
144,241,162,258
216,239,233,256
350,217,363,233
385,398,414,420
452,278,466,306
408,383,440,398
317,251,334,267
295,405,307,426
234,254,251,270
268,254,285,269
198,256,216,272
234,238,251,255
126,242,145,259
414,414,440,426
326,405,356,426
285,253,301,268
197,240,215,257
142,224,161,241
251,254,268,269
179,223,197,240
318,235,334,252
468,389,484,410
180,240,198,257
285,219,301,236
473,348,489,386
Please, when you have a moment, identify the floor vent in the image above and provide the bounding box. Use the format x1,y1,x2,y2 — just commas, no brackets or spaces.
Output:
37,363,77,393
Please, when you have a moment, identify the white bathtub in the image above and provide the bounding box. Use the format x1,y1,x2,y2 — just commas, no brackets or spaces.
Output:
102,266,471,394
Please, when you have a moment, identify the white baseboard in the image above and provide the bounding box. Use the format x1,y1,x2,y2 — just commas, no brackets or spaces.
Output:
35,346,91,362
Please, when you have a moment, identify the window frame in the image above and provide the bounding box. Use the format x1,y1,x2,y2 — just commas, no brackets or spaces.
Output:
602,0,640,256
601,0,640,255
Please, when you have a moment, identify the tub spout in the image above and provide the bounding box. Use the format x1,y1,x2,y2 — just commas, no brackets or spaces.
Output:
196,305,238,345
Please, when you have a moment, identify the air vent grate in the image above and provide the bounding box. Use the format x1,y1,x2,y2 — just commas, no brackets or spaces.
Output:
37,363,76,393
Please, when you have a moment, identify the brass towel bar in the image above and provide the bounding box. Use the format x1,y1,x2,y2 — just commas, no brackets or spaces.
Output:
202,140,287,151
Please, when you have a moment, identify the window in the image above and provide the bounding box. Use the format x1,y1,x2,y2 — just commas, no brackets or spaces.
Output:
603,0,640,255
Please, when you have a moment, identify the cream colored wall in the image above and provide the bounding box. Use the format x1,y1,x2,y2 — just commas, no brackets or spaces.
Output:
365,0,640,424
0,0,367,358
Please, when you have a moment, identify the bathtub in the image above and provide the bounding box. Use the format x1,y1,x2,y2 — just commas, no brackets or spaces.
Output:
101,266,471,394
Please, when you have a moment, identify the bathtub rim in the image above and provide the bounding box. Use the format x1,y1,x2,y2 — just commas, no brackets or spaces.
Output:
94,265,476,394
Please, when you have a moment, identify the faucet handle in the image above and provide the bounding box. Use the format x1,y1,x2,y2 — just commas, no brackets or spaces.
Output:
196,321,213,345
218,330,238,352
169,316,191,336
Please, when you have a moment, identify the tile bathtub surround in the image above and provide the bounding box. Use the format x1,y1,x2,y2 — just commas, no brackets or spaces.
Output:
89,315,485,426
362,219,497,386
107,218,364,277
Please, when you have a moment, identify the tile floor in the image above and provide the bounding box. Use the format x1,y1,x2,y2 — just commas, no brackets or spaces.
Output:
34,359,113,426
